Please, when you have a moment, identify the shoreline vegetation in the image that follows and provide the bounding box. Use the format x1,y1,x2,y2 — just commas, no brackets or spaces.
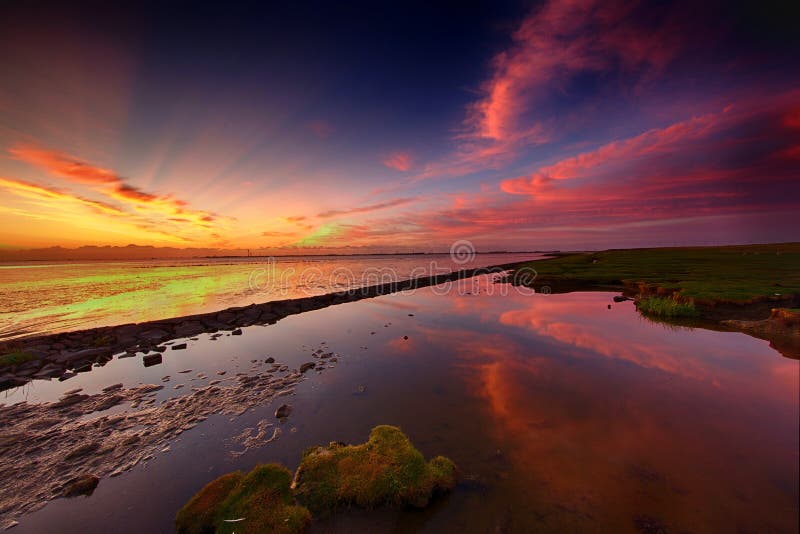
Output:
1,244,798,390
175,426,456,534
508,243,800,357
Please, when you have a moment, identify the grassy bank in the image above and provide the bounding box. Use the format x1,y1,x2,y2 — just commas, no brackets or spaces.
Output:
514,243,800,303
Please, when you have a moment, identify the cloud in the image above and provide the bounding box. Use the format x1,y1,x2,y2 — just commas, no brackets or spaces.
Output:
382,152,413,172
316,197,417,218
10,144,223,227
500,112,721,195
0,177,125,216
419,0,685,180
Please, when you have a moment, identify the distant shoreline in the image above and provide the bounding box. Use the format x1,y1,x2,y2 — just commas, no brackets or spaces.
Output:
0,262,527,388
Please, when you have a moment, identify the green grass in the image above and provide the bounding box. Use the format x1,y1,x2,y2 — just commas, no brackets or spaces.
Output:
292,425,457,516
175,465,310,534
0,349,35,367
176,426,457,532
636,297,699,318
515,243,800,303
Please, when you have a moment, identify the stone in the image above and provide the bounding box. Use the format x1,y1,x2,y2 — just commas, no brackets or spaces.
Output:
299,362,316,373
231,329,243,336
172,343,188,350
274,404,292,419
62,474,99,498
143,353,163,367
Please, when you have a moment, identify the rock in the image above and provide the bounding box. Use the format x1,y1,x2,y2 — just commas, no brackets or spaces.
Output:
299,362,316,373
151,346,166,353
172,343,188,350
142,353,163,367
613,295,632,303
265,357,275,363
274,404,292,419
403,336,409,340
231,329,243,336
140,329,170,341
607,304,612,309
62,474,99,498
102,383,123,392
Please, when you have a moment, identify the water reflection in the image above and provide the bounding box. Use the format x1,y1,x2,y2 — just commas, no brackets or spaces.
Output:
6,278,798,533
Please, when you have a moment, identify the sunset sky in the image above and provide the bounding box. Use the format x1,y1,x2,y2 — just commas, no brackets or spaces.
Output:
1,0,798,255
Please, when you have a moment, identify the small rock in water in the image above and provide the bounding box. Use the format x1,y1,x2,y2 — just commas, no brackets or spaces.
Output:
355,384,367,395
231,329,243,336
216,370,226,376
102,383,123,392
178,369,192,374
265,357,275,363
62,474,100,498
172,343,188,350
143,353,163,367
274,404,292,419
403,336,409,340
299,362,316,373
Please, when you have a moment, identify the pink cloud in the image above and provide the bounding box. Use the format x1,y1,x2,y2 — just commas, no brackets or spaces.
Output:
420,0,685,180
501,112,721,195
382,151,413,171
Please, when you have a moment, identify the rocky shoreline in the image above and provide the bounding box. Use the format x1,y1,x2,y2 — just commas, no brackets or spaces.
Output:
0,265,517,391
0,342,341,529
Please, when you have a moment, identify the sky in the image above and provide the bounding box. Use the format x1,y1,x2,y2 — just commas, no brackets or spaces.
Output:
0,0,798,255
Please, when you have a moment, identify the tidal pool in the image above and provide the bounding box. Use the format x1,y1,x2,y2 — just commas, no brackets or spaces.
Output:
3,276,797,533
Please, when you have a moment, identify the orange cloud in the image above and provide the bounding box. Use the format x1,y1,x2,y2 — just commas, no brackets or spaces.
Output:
10,144,223,228
382,152,413,171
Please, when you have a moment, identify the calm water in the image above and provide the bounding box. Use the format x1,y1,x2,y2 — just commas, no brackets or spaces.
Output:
4,275,797,533
0,253,541,340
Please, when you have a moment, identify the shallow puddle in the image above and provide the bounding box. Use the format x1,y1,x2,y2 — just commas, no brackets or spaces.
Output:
3,276,797,533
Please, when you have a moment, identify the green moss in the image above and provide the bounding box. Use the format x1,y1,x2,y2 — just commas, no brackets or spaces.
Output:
293,425,457,516
175,465,310,534
215,465,311,534
0,349,35,367
176,472,244,534
636,297,699,318
514,243,800,303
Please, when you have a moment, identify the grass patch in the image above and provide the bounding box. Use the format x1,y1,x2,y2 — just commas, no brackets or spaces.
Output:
176,426,457,532
636,297,699,318
293,425,457,516
515,243,800,303
0,349,35,367
175,465,311,534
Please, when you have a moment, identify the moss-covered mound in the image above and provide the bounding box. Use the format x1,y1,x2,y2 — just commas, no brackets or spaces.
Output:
175,464,311,534
292,425,457,516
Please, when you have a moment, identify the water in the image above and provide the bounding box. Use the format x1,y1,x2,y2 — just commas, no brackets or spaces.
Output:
4,276,797,533
0,253,541,340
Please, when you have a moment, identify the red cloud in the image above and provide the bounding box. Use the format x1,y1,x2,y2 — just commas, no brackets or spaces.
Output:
382,152,413,171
